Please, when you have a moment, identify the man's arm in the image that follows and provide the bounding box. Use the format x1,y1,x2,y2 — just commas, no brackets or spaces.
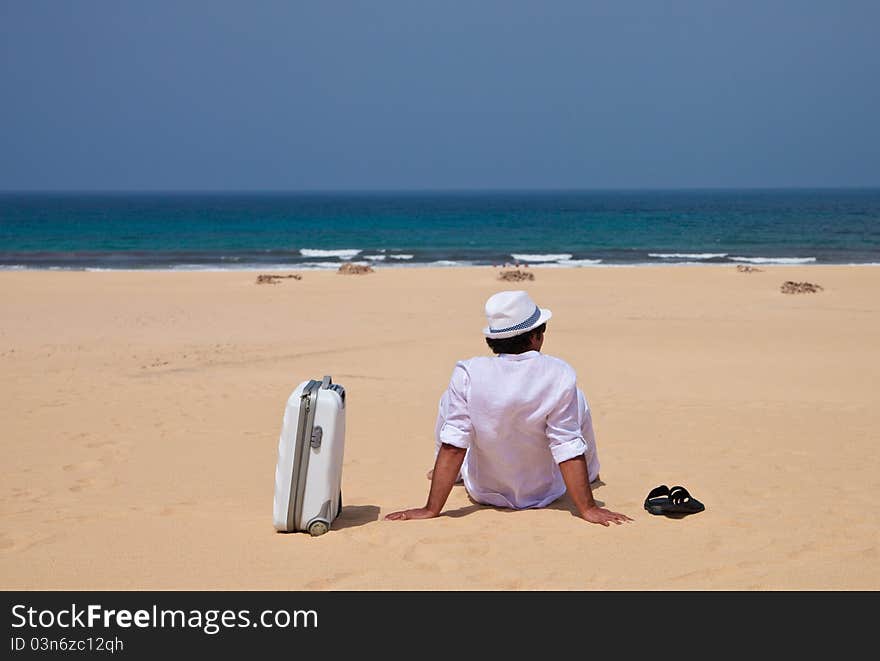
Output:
558,454,633,526
385,443,466,521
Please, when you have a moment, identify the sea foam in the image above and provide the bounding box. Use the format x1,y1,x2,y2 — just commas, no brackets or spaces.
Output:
299,248,362,259
649,253,728,260
730,256,817,264
510,253,573,262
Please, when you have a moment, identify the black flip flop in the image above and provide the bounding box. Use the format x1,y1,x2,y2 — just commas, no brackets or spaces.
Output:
644,484,705,516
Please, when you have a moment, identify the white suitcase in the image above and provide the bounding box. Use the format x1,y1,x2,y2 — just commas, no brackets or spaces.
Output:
273,376,346,535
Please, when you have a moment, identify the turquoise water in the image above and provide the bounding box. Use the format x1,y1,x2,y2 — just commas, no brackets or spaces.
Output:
1,189,879,269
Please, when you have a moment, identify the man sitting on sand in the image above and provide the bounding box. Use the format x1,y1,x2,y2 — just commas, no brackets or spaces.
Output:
386,290,632,527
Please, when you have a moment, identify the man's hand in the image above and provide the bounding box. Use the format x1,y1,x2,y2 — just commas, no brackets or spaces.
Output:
386,443,466,522
384,507,438,521
558,455,634,527
582,505,633,526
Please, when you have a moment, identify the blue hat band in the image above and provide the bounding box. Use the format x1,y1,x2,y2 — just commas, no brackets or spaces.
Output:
489,306,541,334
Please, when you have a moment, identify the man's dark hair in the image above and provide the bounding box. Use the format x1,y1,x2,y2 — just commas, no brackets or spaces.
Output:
485,323,546,355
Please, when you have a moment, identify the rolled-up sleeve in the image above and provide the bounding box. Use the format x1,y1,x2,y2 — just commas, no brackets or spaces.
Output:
438,362,473,449
545,369,587,464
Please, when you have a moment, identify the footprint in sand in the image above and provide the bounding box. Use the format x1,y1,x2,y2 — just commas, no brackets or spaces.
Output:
63,459,103,472
7,486,51,505
86,439,121,449
303,571,355,590
400,535,490,570
62,453,115,494
141,358,171,369
69,477,100,493
62,449,128,494
158,500,197,517
63,439,133,478
0,531,65,553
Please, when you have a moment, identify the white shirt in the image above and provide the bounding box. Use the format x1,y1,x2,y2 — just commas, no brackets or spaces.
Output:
435,350,598,510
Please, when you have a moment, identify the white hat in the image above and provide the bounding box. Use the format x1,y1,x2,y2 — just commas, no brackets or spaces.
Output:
482,290,552,339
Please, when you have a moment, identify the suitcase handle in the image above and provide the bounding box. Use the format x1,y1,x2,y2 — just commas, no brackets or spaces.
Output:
320,375,345,408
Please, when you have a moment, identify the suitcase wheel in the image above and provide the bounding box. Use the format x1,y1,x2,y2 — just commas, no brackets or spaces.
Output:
308,520,329,537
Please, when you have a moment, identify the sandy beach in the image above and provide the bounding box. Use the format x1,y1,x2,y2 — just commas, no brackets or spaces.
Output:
1,265,878,590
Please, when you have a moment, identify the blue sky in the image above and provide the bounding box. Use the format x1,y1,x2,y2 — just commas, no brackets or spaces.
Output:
1,1,878,190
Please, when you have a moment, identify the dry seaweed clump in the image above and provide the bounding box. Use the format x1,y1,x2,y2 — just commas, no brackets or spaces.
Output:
256,273,302,284
338,263,374,275
736,264,763,273
781,281,823,294
498,268,535,282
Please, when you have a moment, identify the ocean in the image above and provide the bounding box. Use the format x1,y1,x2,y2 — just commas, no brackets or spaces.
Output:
1,189,879,270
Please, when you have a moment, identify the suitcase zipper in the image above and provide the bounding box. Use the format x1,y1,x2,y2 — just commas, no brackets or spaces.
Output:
287,379,320,532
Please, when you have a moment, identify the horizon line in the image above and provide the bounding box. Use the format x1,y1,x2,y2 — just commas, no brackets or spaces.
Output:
2,185,880,195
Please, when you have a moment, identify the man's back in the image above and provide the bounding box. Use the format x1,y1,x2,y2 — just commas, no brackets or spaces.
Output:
438,350,588,509
386,290,630,527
